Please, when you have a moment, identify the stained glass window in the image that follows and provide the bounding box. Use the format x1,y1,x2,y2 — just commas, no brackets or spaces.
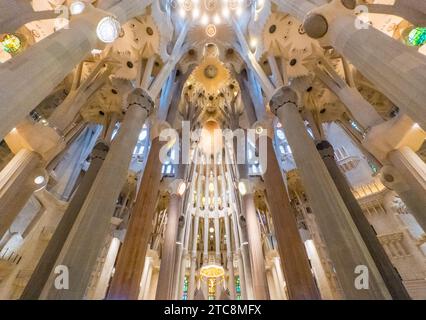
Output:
235,275,241,300
1,34,21,54
407,27,426,47
182,276,188,300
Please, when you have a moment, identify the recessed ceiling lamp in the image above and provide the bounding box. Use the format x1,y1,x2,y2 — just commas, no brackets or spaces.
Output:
96,16,121,43
209,227,214,233
70,1,85,15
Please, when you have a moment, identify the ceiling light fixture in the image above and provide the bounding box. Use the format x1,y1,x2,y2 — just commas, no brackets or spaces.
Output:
96,16,121,43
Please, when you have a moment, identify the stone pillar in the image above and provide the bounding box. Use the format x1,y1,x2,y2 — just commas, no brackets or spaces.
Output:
91,237,121,299
21,141,109,299
0,149,43,241
42,88,152,299
270,86,390,299
107,122,168,300
260,129,320,300
188,212,200,300
316,140,410,300
0,1,151,140
0,0,57,34
156,172,186,299
381,148,426,233
238,179,270,300
293,0,426,129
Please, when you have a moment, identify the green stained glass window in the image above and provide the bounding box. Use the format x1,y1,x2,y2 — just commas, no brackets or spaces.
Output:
235,275,241,300
182,275,188,300
407,27,426,46
1,34,21,54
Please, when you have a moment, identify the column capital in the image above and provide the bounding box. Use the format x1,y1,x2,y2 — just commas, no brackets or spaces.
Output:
126,88,154,116
303,0,355,42
268,86,299,116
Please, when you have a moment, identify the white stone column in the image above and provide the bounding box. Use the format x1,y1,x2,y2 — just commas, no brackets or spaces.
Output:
383,146,426,232
188,212,200,300
270,87,391,299
0,189,67,299
42,88,152,299
224,213,236,299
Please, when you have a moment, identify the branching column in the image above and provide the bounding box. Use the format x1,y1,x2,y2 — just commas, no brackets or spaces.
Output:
42,88,152,299
156,165,186,300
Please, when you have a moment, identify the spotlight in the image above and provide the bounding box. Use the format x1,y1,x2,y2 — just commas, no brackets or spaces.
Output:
70,1,85,15
96,16,121,43
209,227,214,233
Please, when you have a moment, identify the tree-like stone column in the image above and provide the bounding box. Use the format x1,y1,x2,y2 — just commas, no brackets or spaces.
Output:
276,0,426,129
107,121,169,300
257,121,320,300
42,88,153,299
0,0,152,140
239,183,270,300
270,86,391,299
20,140,109,299
155,166,186,300
0,149,43,241
316,140,410,300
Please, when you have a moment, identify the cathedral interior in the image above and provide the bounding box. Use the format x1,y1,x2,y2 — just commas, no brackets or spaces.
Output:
0,0,426,300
